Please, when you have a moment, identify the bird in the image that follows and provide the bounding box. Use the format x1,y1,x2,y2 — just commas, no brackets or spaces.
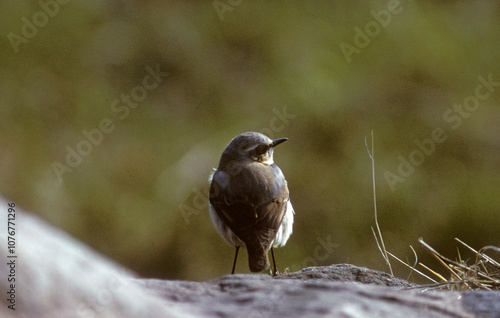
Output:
208,132,294,276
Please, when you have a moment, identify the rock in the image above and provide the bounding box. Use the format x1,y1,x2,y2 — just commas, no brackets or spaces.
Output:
0,197,196,318
461,291,500,318
140,274,464,318
275,263,414,288
1,196,500,317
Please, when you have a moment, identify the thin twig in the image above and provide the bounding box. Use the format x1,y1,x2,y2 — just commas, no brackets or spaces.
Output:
419,238,465,284
371,227,389,265
455,238,500,267
365,130,393,276
408,280,471,291
419,262,448,282
406,245,418,281
386,251,437,283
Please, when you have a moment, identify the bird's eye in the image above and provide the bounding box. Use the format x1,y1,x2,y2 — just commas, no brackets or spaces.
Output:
254,145,268,156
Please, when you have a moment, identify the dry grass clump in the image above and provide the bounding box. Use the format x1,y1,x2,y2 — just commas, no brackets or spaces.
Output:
414,238,500,291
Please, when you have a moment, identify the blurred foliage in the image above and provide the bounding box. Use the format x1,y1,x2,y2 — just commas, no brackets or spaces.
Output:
0,0,499,283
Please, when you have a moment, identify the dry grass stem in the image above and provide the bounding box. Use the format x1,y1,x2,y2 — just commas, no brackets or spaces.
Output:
386,251,437,283
365,130,393,276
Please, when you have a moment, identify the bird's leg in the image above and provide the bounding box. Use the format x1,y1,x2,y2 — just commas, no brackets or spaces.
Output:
271,247,278,276
231,246,240,274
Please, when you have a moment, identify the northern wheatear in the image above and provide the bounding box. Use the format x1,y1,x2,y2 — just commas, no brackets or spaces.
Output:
209,132,294,276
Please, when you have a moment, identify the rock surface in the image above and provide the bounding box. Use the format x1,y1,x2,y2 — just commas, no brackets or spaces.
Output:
275,263,414,287
1,197,500,318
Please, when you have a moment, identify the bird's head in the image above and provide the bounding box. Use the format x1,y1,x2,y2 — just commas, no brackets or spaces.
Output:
218,132,287,168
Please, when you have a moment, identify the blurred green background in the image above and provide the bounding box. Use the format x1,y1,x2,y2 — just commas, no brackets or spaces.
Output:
1,0,499,283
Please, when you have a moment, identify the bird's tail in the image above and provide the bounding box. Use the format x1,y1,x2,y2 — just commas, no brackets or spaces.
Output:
247,245,270,272
239,229,272,272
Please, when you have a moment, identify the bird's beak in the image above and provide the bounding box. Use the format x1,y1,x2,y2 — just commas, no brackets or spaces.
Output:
271,138,288,148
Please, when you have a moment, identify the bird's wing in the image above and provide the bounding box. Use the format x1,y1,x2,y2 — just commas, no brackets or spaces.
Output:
209,170,258,230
